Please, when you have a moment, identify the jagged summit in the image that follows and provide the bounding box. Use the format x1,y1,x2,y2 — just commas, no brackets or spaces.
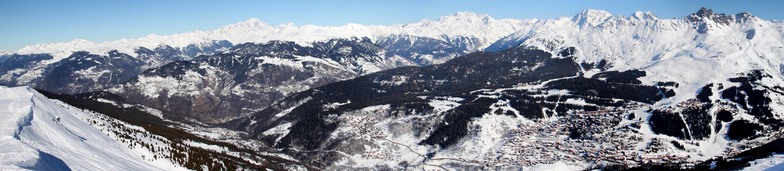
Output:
686,7,756,25
694,7,715,18
687,7,732,24
568,7,758,28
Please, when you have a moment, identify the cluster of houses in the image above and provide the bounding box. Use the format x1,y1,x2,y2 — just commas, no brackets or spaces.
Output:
329,100,727,168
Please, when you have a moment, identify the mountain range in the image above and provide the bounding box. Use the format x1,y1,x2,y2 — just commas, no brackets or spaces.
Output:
1,7,784,170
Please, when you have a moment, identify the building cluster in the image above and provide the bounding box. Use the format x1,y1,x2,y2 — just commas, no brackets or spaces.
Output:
327,100,744,168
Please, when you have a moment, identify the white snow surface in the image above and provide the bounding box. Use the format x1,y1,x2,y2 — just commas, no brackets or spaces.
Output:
0,86,172,170
529,161,587,171
744,154,784,171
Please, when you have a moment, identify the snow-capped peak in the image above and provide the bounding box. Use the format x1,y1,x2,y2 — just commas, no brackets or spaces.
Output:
219,18,270,31
630,11,658,21
573,9,614,27
438,11,493,23
242,18,265,26
0,50,9,55
18,38,97,55
734,12,758,23
396,11,533,47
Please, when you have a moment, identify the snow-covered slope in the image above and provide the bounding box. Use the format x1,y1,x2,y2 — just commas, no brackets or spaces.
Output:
487,8,784,104
0,86,179,170
744,154,784,171
15,12,534,59
0,85,309,170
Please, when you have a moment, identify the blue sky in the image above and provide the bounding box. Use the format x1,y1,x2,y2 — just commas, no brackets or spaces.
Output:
1,0,782,51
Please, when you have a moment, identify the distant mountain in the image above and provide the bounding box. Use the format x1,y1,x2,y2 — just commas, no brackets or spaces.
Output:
0,41,232,94
14,12,533,64
375,34,481,65
106,38,416,124
2,11,533,95
0,50,10,63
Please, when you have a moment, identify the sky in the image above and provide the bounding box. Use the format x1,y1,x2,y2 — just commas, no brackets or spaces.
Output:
1,0,782,51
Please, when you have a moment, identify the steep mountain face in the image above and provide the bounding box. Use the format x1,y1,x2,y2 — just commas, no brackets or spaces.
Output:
107,38,416,124
0,41,232,94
